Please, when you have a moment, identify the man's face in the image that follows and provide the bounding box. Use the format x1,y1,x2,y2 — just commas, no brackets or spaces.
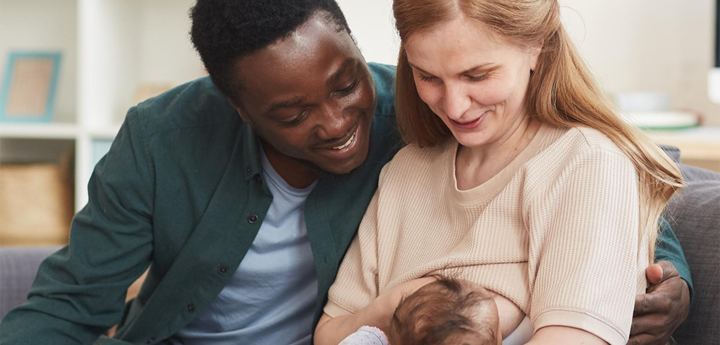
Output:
231,13,376,175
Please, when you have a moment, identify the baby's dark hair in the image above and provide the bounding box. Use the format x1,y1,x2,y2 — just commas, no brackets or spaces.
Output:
189,0,351,102
388,277,499,345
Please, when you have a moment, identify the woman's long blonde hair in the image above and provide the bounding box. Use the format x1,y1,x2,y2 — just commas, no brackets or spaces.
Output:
393,0,684,260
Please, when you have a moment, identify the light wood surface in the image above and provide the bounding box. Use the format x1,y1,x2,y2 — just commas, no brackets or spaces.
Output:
647,127,720,172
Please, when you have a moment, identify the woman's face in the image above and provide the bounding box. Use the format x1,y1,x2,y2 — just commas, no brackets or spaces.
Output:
404,16,540,149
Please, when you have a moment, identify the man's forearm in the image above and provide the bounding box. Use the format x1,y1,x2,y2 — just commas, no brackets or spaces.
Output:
0,306,106,344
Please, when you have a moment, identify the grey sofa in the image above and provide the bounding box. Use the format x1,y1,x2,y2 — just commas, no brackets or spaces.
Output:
0,246,61,319
662,148,720,344
0,152,718,344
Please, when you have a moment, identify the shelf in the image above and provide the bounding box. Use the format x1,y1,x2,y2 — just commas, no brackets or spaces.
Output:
0,123,78,139
0,123,121,141
87,125,121,140
647,127,720,161
0,137,75,164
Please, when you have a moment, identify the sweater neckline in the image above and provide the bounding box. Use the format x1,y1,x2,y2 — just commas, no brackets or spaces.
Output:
447,123,556,205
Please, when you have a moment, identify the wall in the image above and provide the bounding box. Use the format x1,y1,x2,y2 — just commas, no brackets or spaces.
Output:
338,0,720,125
561,0,719,125
337,0,399,65
0,0,77,124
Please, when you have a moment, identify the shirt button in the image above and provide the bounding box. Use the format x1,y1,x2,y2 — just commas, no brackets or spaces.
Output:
247,214,258,223
187,303,195,312
245,167,251,174
217,266,228,274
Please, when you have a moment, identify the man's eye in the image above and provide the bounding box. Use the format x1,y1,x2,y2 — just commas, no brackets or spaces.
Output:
335,79,360,96
281,109,309,127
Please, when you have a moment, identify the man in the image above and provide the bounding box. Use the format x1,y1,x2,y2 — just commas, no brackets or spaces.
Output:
0,0,691,344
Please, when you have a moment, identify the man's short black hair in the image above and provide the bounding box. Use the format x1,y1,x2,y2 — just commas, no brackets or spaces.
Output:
190,0,351,102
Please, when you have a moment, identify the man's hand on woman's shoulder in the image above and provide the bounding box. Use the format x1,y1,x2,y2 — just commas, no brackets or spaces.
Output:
628,261,690,345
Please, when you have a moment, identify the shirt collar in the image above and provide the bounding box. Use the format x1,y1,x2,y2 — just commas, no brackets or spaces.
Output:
241,122,263,182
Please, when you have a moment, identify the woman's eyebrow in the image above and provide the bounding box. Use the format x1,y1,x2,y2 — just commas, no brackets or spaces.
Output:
463,64,498,74
408,62,495,76
407,62,433,75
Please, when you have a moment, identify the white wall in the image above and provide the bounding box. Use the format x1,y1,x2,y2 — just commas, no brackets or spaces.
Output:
337,0,399,65
0,0,77,124
561,0,719,125
339,0,720,125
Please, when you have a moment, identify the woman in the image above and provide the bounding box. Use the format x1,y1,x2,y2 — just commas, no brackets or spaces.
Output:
314,0,683,344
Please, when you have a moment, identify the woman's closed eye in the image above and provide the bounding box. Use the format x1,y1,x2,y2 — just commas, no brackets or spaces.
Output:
417,73,489,83
419,74,438,82
466,73,489,82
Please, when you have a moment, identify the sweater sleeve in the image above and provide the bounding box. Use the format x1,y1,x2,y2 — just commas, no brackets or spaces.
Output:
324,171,386,318
527,148,645,345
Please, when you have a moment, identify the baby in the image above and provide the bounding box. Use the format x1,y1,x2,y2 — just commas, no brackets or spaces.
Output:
339,277,502,345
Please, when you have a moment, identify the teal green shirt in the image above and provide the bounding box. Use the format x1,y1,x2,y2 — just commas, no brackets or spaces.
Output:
656,218,694,298
0,63,691,345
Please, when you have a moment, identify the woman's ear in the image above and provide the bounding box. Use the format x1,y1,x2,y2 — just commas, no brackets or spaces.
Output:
528,41,543,71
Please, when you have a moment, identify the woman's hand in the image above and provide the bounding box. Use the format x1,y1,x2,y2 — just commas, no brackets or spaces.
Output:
314,277,437,345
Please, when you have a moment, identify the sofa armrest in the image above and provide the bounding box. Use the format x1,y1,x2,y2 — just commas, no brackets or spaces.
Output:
0,246,62,319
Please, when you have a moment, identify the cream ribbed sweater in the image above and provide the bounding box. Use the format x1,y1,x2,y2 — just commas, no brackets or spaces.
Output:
325,125,650,345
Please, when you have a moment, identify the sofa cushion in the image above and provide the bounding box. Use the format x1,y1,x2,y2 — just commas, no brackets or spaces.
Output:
0,246,61,319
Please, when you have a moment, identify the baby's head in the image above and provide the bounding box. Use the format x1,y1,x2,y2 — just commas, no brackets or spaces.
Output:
388,277,501,345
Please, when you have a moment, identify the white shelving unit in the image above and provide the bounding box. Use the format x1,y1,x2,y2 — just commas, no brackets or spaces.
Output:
0,123,79,139
0,0,205,212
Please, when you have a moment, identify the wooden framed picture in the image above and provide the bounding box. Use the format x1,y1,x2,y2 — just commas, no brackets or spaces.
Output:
0,51,62,123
